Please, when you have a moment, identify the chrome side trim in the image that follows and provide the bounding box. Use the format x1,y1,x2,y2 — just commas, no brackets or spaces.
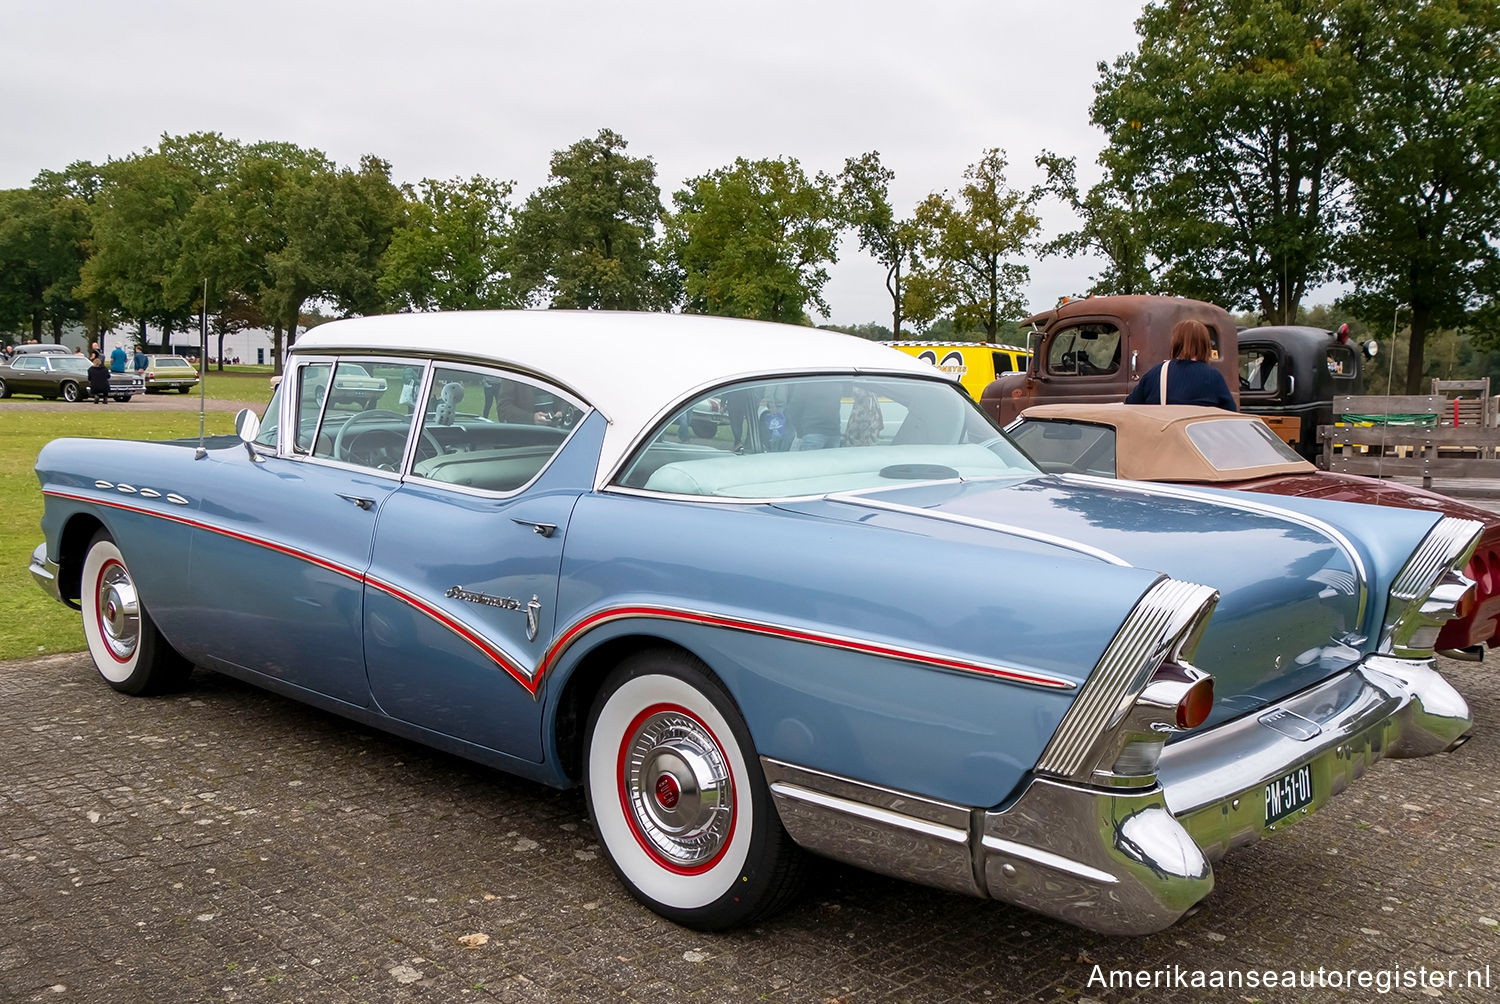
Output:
826,493,1132,567
1036,578,1218,779
1061,472,1370,625
762,759,981,897
165,493,189,506
979,835,1118,885
544,604,1074,691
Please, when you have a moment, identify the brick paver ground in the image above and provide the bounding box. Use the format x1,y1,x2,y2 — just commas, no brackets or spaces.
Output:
0,651,1496,1004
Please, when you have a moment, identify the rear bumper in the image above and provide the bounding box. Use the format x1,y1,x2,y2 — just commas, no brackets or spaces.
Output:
764,655,1470,935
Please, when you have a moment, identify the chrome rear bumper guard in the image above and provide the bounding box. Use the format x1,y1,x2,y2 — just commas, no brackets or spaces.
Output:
763,655,1471,936
29,544,62,604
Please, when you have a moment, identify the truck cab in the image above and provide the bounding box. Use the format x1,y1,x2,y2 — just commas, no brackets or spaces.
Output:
980,295,1240,426
1237,325,1375,460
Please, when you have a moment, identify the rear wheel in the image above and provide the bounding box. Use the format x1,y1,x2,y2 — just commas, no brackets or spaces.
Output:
80,532,192,695
584,649,804,930
60,381,79,403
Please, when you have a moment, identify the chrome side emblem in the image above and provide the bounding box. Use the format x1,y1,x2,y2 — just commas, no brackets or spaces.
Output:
446,586,544,640
138,488,162,499
166,494,189,506
115,484,137,494
94,480,115,490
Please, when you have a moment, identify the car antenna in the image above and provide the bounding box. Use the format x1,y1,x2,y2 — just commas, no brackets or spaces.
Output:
195,278,208,460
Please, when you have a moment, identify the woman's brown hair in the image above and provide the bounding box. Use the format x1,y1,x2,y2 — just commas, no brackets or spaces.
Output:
1170,319,1212,362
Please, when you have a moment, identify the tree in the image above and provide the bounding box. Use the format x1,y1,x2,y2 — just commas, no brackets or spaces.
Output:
668,156,841,323
0,162,105,342
175,139,332,369
81,133,242,348
1091,1,1357,319
301,155,407,318
1035,150,1158,296
1338,0,1500,393
909,149,1040,343
379,175,521,311
513,129,676,310
839,151,922,338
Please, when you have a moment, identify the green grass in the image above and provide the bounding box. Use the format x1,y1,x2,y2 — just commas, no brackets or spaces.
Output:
182,365,278,403
0,408,236,662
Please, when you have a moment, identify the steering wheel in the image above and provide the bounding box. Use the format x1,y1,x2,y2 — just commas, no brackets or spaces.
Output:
332,410,442,470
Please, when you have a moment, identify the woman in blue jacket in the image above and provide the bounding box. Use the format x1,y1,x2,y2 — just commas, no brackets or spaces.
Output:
1125,319,1237,410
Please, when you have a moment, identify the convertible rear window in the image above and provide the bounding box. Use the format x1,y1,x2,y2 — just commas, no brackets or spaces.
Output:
616,375,1037,499
1185,419,1305,470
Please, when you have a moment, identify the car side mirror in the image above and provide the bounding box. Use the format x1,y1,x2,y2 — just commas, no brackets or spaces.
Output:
235,408,263,462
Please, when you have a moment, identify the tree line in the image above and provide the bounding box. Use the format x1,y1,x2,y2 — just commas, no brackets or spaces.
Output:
2,0,1496,391
0,128,1044,370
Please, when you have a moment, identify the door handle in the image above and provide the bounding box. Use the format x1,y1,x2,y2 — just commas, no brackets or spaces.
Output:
336,493,375,511
511,517,556,538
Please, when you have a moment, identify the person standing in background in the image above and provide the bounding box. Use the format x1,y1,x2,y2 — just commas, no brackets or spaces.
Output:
109,343,128,374
1124,320,1237,411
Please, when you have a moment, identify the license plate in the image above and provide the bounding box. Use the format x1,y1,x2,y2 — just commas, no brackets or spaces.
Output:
1264,764,1314,825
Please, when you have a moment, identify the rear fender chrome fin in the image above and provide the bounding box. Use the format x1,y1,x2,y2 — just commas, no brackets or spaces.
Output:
1035,578,1219,786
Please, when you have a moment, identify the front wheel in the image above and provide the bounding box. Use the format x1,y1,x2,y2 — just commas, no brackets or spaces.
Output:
0,377,9,398
60,381,79,403
584,649,804,930
80,532,192,695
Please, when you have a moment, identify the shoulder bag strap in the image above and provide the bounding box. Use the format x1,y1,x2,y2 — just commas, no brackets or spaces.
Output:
1158,360,1170,405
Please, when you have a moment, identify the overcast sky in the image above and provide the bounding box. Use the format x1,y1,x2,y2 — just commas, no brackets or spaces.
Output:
1,0,1149,327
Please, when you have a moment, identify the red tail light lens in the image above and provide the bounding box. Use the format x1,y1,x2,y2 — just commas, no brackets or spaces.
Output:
1176,676,1215,730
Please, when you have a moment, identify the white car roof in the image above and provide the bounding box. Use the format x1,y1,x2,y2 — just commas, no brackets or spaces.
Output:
293,310,940,479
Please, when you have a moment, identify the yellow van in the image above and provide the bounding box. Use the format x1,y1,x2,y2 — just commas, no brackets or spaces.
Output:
883,342,1028,401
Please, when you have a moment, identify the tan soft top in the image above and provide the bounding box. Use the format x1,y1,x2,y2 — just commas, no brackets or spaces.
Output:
1017,403,1314,482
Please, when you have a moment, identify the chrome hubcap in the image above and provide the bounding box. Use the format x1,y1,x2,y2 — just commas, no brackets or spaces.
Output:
623,710,733,868
97,562,140,661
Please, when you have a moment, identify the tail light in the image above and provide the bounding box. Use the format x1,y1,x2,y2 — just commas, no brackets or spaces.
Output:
1175,674,1214,729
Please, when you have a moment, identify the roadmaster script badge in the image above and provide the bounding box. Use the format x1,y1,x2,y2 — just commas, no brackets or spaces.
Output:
446,587,543,641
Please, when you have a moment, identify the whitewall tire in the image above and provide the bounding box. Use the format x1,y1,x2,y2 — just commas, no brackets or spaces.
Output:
80,532,191,695
584,649,803,930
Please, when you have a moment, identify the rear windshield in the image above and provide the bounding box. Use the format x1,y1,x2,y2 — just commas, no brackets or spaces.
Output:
1185,419,1305,470
617,374,1036,498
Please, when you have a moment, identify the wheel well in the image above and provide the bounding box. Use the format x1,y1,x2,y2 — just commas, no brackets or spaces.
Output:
552,634,703,785
55,514,106,605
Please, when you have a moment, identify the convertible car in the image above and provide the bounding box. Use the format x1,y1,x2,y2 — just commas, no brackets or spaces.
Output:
28,312,1478,936
1008,403,1500,659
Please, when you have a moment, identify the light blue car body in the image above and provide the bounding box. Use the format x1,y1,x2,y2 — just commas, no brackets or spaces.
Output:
28,311,1477,935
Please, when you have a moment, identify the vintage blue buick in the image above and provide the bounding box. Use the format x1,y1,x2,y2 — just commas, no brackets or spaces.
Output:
28,311,1478,935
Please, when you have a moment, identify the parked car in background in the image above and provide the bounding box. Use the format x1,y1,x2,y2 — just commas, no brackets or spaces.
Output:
884,341,1028,401
1008,403,1500,658
141,354,200,393
29,311,1478,936
9,343,73,357
1,353,143,402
